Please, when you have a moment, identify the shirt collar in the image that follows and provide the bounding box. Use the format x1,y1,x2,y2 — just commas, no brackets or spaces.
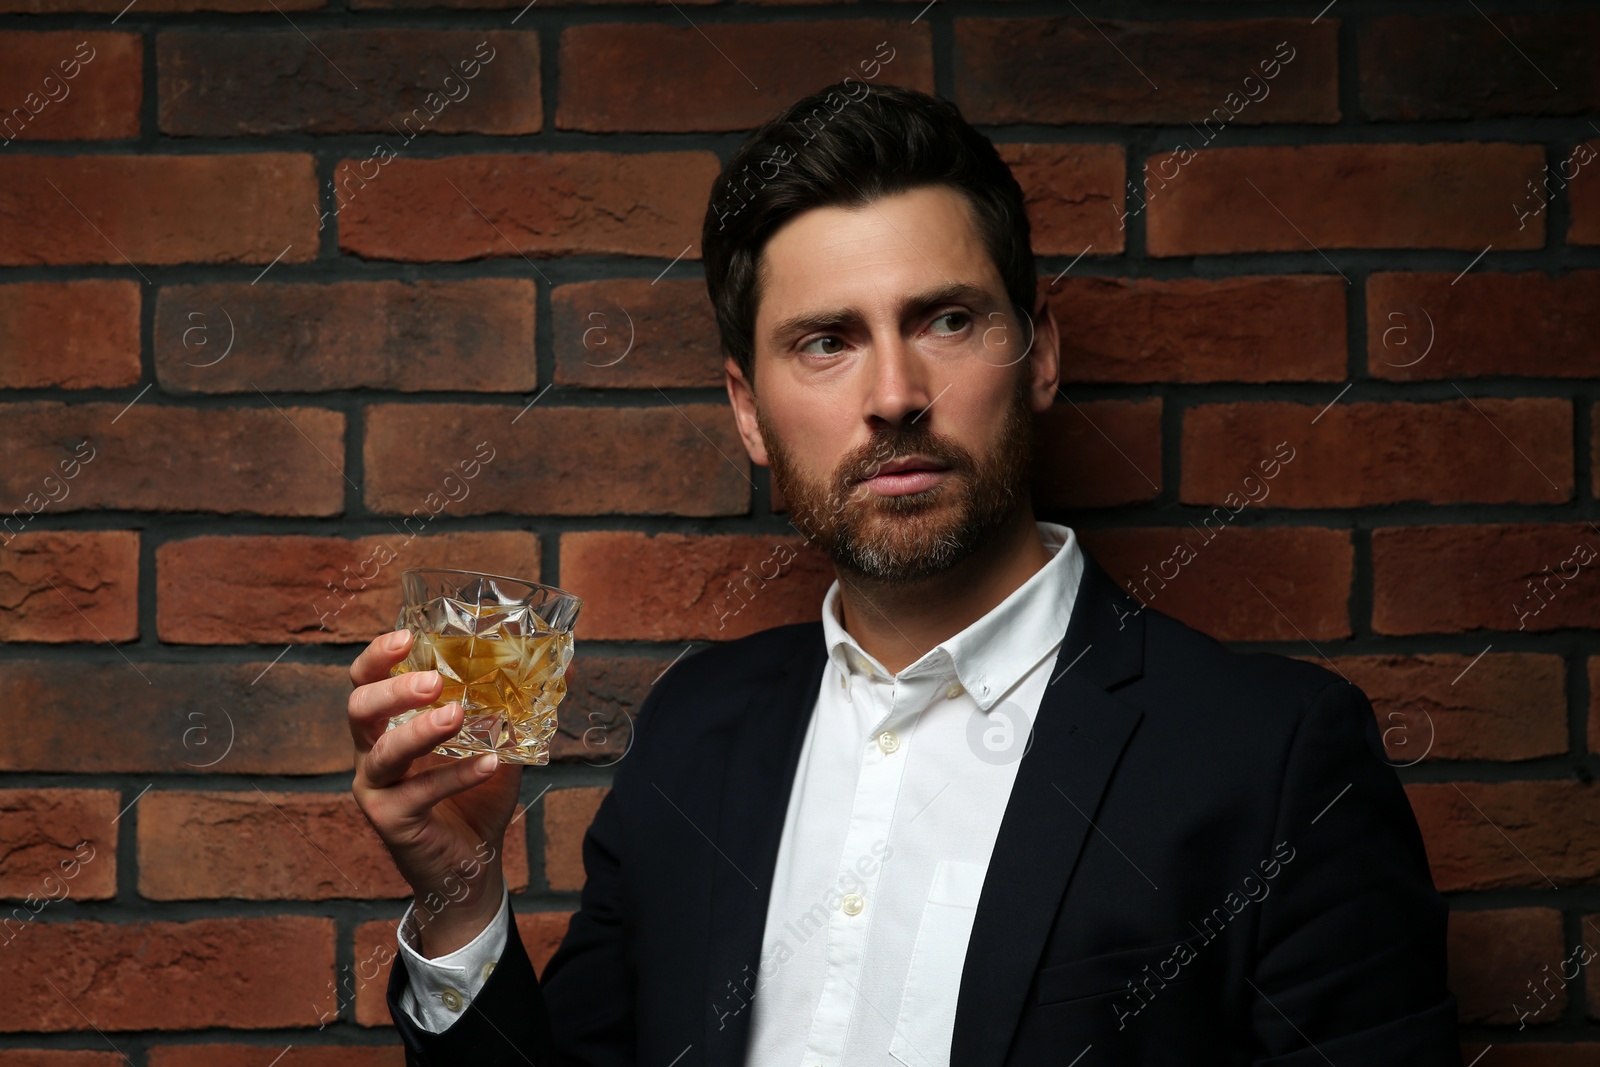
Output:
818,522,1083,712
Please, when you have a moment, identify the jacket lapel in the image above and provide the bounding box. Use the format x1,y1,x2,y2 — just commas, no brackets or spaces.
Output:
949,549,1148,1067
701,631,828,1067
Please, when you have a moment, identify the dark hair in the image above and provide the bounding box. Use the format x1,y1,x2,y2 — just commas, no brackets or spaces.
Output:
701,82,1036,383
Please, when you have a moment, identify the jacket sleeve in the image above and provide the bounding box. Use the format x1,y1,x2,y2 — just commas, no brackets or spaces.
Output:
385,664,677,1066
1249,678,1463,1066
386,882,558,1065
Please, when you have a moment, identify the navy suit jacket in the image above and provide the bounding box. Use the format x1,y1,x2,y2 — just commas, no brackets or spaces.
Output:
387,547,1462,1066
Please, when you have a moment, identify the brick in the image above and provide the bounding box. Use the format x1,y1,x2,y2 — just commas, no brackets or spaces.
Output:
551,655,652,765
557,22,931,132
0,915,334,1031
159,31,538,137
0,1053,125,1066
1458,1048,1600,1067
1048,275,1345,383
1574,144,1600,246
0,531,138,643
0,402,345,516
956,18,1337,126
0,154,317,266
1033,399,1161,509
0,282,141,389
1409,781,1600,891
337,152,719,262
155,531,541,644
155,280,536,394
0,790,117,902
137,790,529,900
1591,657,1600,757
351,909,571,1026
1372,523,1600,635
559,532,835,642
1077,526,1352,643
545,786,606,891
1181,400,1572,507
1145,143,1545,256
0,33,140,142
1000,144,1125,256
0,0,318,11
1368,271,1600,380
552,279,721,389
350,0,704,9
150,1048,404,1067
1359,14,1600,120
0,662,353,775
1446,907,1563,1026
1328,654,1566,763
363,404,750,518
517,911,573,976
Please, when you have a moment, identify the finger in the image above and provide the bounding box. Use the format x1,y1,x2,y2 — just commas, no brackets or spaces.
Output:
364,700,469,789
388,751,509,823
351,629,414,689
349,669,443,753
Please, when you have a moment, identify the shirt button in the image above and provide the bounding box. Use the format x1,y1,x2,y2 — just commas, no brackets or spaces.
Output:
876,730,899,754
945,682,964,699
480,960,496,982
841,893,865,916
440,986,463,1012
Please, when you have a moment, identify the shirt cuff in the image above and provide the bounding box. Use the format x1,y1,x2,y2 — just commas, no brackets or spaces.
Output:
395,881,511,1034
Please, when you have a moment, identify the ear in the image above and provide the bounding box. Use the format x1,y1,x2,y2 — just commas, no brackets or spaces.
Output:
724,356,770,467
1024,292,1061,414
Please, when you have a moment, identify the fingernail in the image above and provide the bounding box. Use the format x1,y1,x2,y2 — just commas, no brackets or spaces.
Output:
388,630,410,651
414,670,438,693
432,704,456,727
475,754,498,773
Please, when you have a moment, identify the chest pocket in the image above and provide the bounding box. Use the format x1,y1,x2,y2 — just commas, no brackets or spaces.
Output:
888,859,987,1067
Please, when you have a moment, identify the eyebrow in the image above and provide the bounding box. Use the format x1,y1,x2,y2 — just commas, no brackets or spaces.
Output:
766,281,999,347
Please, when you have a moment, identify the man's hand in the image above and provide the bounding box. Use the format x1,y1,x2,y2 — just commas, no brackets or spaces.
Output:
349,628,523,958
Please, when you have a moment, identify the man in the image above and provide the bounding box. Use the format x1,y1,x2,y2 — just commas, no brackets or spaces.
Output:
349,84,1462,1065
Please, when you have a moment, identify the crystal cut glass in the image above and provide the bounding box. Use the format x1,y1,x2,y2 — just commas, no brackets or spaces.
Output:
388,569,582,765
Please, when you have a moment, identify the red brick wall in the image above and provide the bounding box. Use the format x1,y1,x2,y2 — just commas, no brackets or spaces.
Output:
0,2,1596,1061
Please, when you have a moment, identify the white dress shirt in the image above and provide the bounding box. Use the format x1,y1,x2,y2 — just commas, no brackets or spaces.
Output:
397,522,1083,1067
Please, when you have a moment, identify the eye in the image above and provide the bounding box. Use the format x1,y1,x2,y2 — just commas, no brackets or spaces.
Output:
799,335,846,357
929,311,971,336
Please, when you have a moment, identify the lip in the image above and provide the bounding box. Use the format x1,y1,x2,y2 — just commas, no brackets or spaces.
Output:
858,455,950,497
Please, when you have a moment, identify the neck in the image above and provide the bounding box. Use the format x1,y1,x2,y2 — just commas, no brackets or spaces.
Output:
834,507,1052,675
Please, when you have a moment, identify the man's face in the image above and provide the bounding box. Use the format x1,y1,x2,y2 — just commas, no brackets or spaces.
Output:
725,184,1060,582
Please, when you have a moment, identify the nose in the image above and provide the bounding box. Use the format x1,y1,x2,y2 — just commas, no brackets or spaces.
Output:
862,330,935,430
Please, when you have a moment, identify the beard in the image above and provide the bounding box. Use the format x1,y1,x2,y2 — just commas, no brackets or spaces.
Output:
762,377,1035,583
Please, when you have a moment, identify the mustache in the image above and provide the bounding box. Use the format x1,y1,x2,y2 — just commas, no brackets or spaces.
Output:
837,425,972,489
